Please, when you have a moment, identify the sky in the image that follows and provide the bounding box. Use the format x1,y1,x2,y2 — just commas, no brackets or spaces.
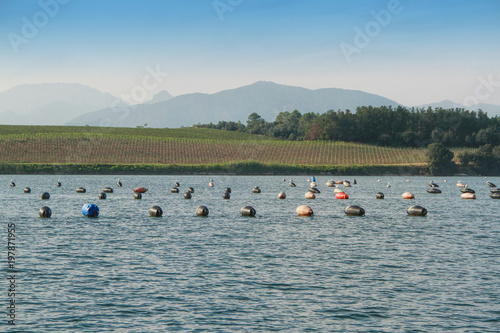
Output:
1,0,499,106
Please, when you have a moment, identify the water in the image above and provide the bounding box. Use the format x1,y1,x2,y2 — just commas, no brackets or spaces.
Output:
1,175,499,332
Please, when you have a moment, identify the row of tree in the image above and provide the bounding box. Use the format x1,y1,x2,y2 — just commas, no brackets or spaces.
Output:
196,106,500,148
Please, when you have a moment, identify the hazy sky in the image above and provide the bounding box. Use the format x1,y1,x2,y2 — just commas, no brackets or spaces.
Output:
1,0,499,106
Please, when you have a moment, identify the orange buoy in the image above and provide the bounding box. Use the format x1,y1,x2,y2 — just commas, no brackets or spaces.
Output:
296,205,313,216
305,191,316,199
134,187,148,193
402,192,414,199
461,192,476,199
335,192,349,199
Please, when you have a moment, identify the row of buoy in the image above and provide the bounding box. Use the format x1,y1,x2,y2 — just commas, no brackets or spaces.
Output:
37,204,428,218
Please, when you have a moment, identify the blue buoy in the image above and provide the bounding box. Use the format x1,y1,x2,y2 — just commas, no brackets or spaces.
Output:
82,204,99,217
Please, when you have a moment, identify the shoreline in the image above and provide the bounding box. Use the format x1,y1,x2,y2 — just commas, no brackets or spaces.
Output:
0,162,434,176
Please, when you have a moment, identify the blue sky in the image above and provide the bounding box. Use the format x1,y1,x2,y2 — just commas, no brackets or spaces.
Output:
1,0,499,105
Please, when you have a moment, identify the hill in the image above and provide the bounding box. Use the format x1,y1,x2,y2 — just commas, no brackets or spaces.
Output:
0,83,123,125
66,81,401,128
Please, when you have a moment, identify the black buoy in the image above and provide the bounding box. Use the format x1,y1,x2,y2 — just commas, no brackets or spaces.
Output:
41,192,50,200
427,188,442,194
76,187,86,193
39,206,52,218
171,187,179,193
289,182,296,187
134,193,142,199
24,187,31,193
98,192,107,200
56,181,61,187
309,187,320,194
149,206,163,217
491,188,500,193
240,206,256,217
222,192,230,199
103,187,113,193
353,179,357,185
117,179,122,187
252,187,261,193
187,187,194,194
461,188,475,194
407,205,428,216
376,192,384,199
487,181,496,187
175,181,180,187
225,187,231,193
184,192,192,199
491,192,500,199
429,181,439,187
9,180,15,187
196,205,209,216
344,205,365,216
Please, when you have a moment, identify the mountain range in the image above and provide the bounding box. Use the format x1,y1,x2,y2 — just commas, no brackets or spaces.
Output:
1,81,499,128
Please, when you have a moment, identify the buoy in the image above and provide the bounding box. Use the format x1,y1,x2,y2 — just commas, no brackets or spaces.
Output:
335,180,343,184
134,187,148,193
491,192,500,199
82,204,99,217
407,205,427,216
344,205,365,216
252,187,261,193
310,182,317,188
171,187,179,193
175,181,180,187
334,188,344,193
377,179,381,183
402,192,415,199
41,192,50,200
209,181,214,187
184,192,192,199
387,183,391,188
240,206,256,217
429,181,439,187
336,192,349,199
353,179,357,185
343,181,351,187
278,192,286,199
56,180,61,187
196,205,209,216
39,206,52,218
76,187,86,193
103,187,113,193
296,205,313,216
487,181,496,187
309,187,320,193
305,191,316,199
406,179,410,182
491,188,500,193
456,182,466,187
461,193,476,199
326,180,335,187
289,182,296,187
376,192,385,199
133,193,142,199
149,206,163,217
282,178,286,181
187,187,194,193
9,179,15,187
98,192,107,200
225,187,231,193
460,188,475,194
443,180,447,183
117,179,122,187
222,192,230,199
427,188,442,194
24,187,31,193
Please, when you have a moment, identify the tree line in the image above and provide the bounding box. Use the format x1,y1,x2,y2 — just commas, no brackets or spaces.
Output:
195,106,500,148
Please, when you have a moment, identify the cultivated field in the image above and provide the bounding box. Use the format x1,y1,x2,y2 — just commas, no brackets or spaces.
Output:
0,125,471,166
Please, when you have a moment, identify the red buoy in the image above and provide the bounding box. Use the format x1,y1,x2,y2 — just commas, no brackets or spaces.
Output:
335,192,349,199
134,187,148,193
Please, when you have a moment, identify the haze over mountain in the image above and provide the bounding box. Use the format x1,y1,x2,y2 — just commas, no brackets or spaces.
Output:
145,90,174,104
66,81,402,128
0,83,123,125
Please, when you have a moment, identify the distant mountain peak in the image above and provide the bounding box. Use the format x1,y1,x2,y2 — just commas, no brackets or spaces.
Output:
145,90,174,104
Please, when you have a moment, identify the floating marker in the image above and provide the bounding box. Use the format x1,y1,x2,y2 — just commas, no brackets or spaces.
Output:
407,205,427,216
98,192,107,200
134,193,142,199
184,192,192,199
82,204,99,217
149,206,163,217
24,187,31,193
76,187,86,193
41,192,50,200
196,205,209,216
240,206,256,217
344,205,365,216
39,206,52,218
376,192,385,199
296,205,313,216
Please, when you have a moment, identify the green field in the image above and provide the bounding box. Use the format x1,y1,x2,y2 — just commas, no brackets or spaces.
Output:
0,125,472,174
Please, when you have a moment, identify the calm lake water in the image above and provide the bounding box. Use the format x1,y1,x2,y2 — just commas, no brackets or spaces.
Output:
1,175,499,332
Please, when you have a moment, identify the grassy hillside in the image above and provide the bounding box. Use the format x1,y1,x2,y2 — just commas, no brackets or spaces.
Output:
0,125,473,167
